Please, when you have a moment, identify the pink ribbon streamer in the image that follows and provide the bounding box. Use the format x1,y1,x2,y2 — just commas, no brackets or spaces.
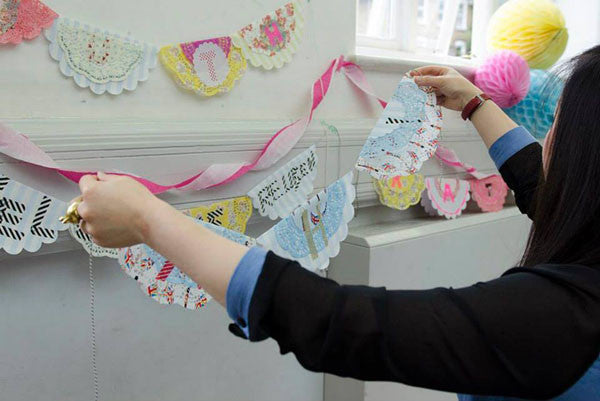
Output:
434,145,493,180
0,56,384,194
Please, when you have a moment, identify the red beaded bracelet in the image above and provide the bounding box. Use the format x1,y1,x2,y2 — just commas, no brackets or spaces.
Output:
461,93,492,121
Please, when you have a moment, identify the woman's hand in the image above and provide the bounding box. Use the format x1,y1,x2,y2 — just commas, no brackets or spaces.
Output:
410,66,482,111
75,172,162,248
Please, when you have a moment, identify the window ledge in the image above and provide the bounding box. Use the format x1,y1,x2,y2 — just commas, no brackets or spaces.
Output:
352,46,479,74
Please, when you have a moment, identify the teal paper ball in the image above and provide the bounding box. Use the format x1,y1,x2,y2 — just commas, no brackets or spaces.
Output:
503,69,563,139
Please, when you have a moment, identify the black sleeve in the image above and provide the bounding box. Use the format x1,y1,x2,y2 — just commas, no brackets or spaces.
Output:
242,253,600,400
498,142,543,219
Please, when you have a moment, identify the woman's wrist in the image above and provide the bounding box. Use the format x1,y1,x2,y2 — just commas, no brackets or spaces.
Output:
138,197,179,247
460,86,484,110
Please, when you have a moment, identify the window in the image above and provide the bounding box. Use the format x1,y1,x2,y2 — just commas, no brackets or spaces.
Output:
453,39,468,56
456,0,468,31
417,0,427,24
357,0,499,60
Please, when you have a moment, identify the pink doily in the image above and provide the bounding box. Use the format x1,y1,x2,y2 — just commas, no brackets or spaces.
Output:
0,0,57,45
469,175,509,212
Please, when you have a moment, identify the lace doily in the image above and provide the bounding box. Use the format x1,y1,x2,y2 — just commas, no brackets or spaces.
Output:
257,171,355,272
247,145,318,220
356,76,442,179
119,244,211,310
45,18,157,95
68,225,119,259
231,0,305,70
184,196,253,233
0,174,67,254
469,175,509,212
0,0,57,45
159,36,247,97
373,174,425,211
118,218,255,310
421,177,470,219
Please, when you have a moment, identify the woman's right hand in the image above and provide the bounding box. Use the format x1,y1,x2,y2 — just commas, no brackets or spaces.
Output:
410,66,482,111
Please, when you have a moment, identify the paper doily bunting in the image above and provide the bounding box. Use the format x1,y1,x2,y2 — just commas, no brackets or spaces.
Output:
421,177,470,219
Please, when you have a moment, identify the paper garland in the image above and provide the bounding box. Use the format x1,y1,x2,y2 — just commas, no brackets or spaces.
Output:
68,225,119,259
232,1,305,70
257,171,354,272
184,196,252,233
0,0,57,45
356,76,442,180
247,145,318,220
421,177,470,219
468,175,508,213
118,219,255,310
373,174,425,211
45,18,158,95
159,36,247,97
0,174,67,254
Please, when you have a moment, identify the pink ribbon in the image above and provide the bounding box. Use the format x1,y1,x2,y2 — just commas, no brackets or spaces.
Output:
434,145,493,180
0,56,383,194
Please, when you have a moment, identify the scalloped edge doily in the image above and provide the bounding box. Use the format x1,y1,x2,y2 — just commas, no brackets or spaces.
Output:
373,174,425,211
468,175,509,213
257,171,355,271
0,174,68,255
68,225,119,259
118,244,212,310
421,177,470,219
247,145,318,220
355,76,442,180
0,0,58,45
231,0,306,70
44,18,158,95
158,37,247,97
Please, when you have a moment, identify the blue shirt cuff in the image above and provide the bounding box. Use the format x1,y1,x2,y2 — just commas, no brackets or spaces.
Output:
488,126,537,169
226,246,268,338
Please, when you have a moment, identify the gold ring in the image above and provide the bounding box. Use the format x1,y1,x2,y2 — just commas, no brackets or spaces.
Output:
60,199,82,225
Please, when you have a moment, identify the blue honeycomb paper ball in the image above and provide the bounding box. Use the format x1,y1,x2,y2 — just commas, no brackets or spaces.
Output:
503,69,563,139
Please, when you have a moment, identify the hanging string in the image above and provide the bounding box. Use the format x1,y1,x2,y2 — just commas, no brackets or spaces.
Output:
88,255,99,401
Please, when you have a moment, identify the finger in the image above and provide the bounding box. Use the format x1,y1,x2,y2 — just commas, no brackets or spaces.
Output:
79,174,99,194
80,220,89,235
410,66,449,77
413,75,443,88
97,171,120,182
436,95,447,106
77,200,90,221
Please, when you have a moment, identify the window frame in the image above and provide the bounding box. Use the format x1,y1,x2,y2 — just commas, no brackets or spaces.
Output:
355,0,499,67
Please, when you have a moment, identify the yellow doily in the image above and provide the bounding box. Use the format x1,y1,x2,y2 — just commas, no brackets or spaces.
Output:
159,37,247,97
373,174,425,211
186,196,253,233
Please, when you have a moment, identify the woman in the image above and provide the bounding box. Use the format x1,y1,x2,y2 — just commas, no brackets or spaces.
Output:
74,47,600,400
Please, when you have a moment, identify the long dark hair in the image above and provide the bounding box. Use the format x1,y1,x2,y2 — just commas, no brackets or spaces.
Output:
522,45,600,266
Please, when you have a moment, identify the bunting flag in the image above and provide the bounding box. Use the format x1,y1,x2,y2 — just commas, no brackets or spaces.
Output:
373,174,425,211
421,177,470,219
68,225,119,259
44,18,157,95
0,174,67,254
118,219,255,310
0,0,57,45
231,0,306,70
468,175,509,212
435,145,510,212
159,36,247,97
247,145,318,220
257,171,355,272
355,76,442,180
184,196,252,233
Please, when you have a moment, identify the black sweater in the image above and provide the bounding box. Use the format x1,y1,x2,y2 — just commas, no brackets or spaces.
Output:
231,143,600,399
